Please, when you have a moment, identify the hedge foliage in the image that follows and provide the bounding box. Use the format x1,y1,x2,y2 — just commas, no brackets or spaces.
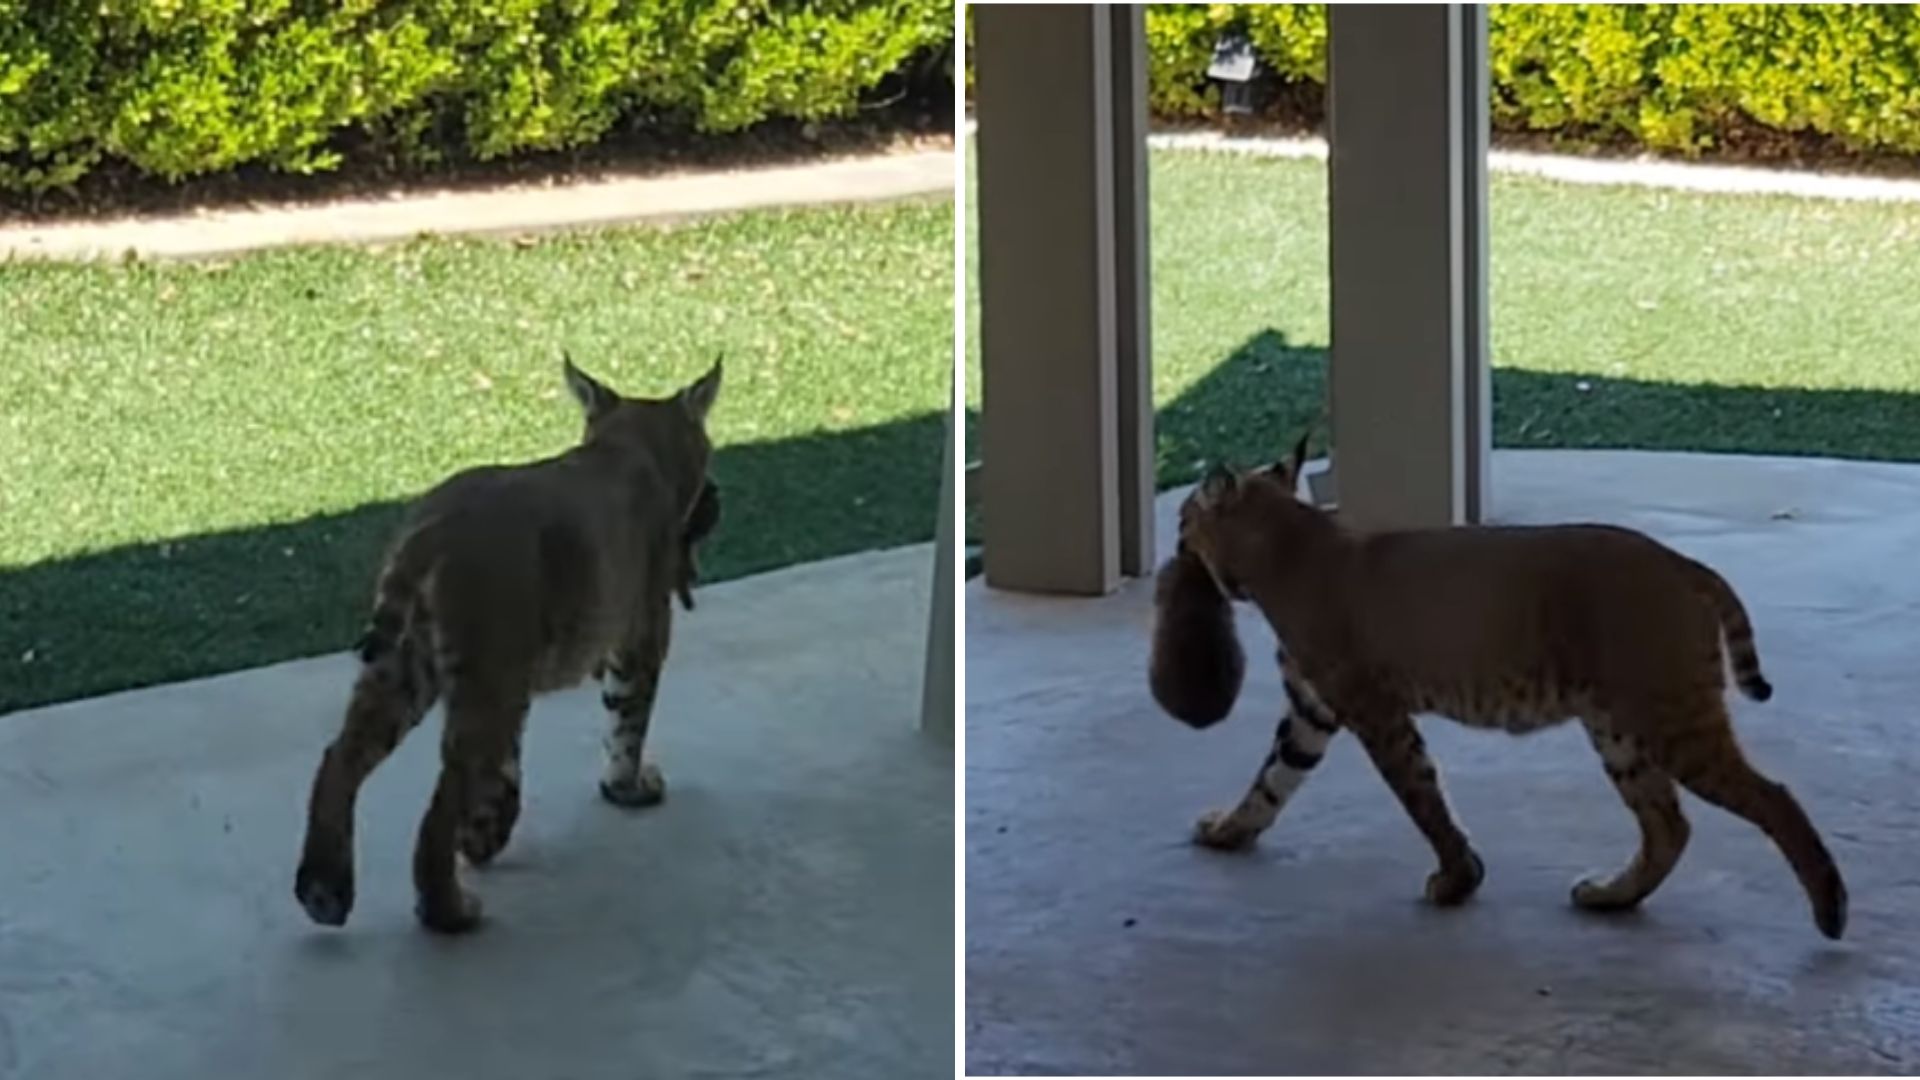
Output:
0,0,953,193
1133,5,1920,157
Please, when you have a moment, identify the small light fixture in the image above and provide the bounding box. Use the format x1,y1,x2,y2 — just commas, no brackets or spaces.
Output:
1207,32,1259,116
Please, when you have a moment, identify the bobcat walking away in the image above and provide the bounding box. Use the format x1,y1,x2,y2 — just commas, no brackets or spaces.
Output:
296,355,722,934
1153,436,1847,939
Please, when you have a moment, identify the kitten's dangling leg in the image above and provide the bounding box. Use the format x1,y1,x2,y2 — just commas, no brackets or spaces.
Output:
1194,677,1339,850
1572,723,1690,911
1352,712,1484,906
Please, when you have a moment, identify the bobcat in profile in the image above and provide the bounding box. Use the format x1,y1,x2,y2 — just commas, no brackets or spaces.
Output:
1155,436,1847,938
296,355,721,934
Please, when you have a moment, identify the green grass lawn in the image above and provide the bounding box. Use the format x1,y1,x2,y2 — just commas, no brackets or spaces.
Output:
1,199,952,712
966,146,1920,498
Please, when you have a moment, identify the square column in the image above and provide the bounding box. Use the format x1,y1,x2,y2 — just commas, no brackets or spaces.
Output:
974,3,1153,593
1325,4,1491,529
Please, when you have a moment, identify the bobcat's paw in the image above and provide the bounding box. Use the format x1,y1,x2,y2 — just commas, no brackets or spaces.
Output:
416,888,484,935
1424,851,1485,907
1813,865,1848,941
1191,810,1260,852
600,762,667,808
1570,873,1643,912
294,856,355,928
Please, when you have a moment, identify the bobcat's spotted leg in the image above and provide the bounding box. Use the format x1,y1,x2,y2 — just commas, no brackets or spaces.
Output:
600,593,673,808
1652,706,1848,940
1195,678,1339,851
457,724,524,867
1353,713,1484,906
295,640,437,927
1573,724,1689,912
415,686,526,934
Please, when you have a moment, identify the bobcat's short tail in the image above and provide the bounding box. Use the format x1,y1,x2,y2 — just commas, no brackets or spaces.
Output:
357,519,450,658
357,564,426,663
353,554,445,713
1685,558,1772,702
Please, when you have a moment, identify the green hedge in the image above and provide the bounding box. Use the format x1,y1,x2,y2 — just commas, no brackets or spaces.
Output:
980,4,1920,158
0,0,953,193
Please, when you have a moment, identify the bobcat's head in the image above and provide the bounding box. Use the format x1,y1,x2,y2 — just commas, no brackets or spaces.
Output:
1176,431,1312,601
561,353,723,529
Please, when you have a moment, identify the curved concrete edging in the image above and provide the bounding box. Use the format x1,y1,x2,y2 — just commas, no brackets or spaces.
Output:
0,146,955,262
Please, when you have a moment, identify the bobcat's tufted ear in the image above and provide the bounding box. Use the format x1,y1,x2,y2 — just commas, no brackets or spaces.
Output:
562,352,618,419
1267,431,1312,492
679,354,723,424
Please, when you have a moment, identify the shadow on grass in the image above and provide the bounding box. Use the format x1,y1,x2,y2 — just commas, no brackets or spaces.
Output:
1160,329,1920,485
965,326,1920,546
0,412,944,714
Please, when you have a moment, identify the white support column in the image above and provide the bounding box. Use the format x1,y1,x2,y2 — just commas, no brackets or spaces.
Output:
974,3,1153,594
921,394,954,743
1459,3,1493,522
1325,4,1490,530
1109,4,1156,576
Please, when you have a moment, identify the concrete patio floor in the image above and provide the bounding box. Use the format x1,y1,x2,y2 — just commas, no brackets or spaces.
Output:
0,544,951,1080
967,450,1920,1075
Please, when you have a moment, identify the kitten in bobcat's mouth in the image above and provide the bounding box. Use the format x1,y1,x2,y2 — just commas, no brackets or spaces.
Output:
676,478,720,611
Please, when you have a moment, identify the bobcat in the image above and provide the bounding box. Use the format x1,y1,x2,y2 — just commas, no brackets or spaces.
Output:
295,355,722,934
1156,436,1847,939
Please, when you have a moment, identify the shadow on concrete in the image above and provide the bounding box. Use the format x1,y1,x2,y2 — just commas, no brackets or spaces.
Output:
0,412,944,714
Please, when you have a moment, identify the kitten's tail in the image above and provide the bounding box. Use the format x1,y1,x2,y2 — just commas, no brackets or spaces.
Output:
1684,558,1772,702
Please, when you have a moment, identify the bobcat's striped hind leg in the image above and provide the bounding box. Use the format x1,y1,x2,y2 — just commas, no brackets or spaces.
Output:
1194,676,1340,851
457,726,524,867
415,685,527,934
295,633,438,928
1649,703,1848,939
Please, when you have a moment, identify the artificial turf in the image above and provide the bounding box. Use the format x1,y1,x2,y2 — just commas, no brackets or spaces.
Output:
1,198,952,712
966,146,1920,498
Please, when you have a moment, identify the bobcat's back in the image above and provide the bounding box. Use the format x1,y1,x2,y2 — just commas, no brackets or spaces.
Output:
1334,523,1761,729
366,453,683,695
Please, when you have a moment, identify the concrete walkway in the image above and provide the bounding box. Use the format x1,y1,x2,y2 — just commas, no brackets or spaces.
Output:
1146,130,1920,203
967,450,1920,1075
965,116,1920,203
0,544,952,1080
0,147,953,261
